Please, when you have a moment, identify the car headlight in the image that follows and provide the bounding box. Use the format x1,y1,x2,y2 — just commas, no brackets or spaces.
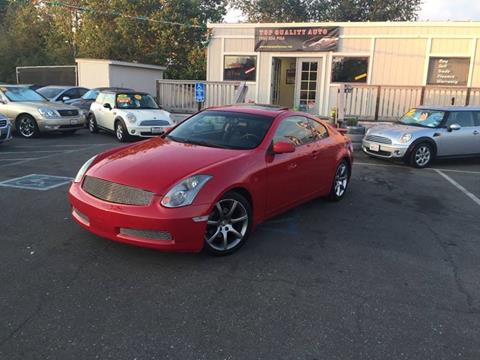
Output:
400,133,412,143
126,113,136,124
161,175,212,208
38,108,59,118
74,155,97,183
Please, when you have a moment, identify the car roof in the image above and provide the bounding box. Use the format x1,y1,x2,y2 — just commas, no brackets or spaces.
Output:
100,90,147,95
94,87,135,92
38,86,73,90
416,105,480,112
207,104,290,117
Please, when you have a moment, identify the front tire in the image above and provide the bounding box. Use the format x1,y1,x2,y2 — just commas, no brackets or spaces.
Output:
115,120,130,142
328,160,350,201
410,143,433,168
204,192,252,255
88,114,99,133
16,115,39,138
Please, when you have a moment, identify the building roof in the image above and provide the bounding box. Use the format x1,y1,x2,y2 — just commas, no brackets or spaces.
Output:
208,21,480,28
75,58,166,71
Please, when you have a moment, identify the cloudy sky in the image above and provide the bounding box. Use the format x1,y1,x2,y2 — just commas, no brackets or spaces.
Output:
225,0,480,22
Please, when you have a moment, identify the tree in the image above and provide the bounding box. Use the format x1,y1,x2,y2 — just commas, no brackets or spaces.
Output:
231,0,421,22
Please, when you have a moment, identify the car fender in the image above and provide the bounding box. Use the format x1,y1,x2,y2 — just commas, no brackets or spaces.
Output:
405,136,438,158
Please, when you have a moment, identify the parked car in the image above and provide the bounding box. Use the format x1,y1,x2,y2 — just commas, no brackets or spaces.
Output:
0,85,85,138
37,86,89,103
88,90,173,142
0,113,13,144
69,104,353,255
362,106,480,168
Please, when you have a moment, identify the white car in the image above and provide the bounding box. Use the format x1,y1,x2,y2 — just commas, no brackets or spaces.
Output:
88,90,173,142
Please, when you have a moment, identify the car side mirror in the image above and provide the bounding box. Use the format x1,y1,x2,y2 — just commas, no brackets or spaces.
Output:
62,96,70,102
448,123,461,132
103,103,112,110
272,141,295,154
0,99,7,105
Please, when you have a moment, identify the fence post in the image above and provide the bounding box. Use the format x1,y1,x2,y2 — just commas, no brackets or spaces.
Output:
420,86,425,105
466,87,471,105
156,80,160,105
374,86,381,121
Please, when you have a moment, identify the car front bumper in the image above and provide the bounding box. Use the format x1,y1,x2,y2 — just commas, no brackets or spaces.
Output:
37,116,86,132
126,125,171,138
362,139,409,159
0,123,13,143
68,182,210,252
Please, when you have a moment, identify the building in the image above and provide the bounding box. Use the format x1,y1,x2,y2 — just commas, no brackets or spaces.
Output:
206,22,480,119
76,58,166,95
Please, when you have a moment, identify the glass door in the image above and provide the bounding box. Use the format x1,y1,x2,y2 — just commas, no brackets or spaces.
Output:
295,58,322,114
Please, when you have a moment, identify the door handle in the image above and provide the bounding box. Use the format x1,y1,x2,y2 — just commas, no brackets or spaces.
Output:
473,130,479,135
287,163,297,170
311,150,319,158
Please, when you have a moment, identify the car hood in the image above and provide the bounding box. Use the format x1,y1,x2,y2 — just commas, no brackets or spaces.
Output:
87,137,248,194
368,123,430,139
64,99,92,110
9,101,80,111
117,109,171,120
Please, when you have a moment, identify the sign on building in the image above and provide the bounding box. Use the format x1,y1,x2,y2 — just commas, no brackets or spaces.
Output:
427,57,470,86
195,82,205,103
254,27,339,52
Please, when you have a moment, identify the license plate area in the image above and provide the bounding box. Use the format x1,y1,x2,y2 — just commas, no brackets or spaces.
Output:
151,127,164,134
369,143,380,152
70,119,79,125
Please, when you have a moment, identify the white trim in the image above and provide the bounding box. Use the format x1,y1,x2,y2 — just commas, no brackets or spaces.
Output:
223,52,258,56
323,52,333,116
429,53,472,57
468,38,478,87
255,52,260,103
75,58,166,71
220,37,225,81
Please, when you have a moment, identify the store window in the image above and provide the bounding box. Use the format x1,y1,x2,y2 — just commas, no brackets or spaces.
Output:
331,57,368,83
427,57,470,86
224,56,257,81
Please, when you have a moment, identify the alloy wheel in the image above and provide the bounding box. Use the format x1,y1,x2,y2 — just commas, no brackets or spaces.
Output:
415,146,431,167
334,162,349,197
205,199,249,252
89,118,95,132
19,117,36,138
116,123,124,141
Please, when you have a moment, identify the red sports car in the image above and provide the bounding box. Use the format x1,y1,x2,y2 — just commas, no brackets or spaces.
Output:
69,105,353,255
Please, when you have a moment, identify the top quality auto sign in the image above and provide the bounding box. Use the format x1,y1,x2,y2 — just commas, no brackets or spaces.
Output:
254,27,339,52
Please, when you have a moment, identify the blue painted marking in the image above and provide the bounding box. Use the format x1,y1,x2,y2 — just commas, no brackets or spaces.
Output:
0,174,73,191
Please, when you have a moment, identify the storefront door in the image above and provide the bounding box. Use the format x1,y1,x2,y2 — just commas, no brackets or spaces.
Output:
295,58,322,114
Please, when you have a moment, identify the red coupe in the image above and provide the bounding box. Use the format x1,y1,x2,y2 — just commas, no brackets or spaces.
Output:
69,105,353,255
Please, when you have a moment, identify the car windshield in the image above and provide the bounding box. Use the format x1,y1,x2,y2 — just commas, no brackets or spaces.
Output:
116,93,158,109
399,109,445,128
37,87,65,99
82,89,99,100
2,86,47,102
166,110,274,150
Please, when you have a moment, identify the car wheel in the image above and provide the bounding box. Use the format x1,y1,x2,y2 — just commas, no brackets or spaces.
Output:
328,160,350,201
16,115,39,138
204,192,252,255
115,120,130,142
88,114,99,133
410,143,433,168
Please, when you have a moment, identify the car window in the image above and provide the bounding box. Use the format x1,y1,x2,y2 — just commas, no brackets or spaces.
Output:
78,88,88,97
103,94,115,107
273,116,315,147
473,112,480,126
96,93,105,104
37,87,64,99
399,109,445,128
445,111,475,127
309,119,329,140
63,88,78,99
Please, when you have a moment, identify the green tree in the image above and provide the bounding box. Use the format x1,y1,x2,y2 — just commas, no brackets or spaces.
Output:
233,0,310,22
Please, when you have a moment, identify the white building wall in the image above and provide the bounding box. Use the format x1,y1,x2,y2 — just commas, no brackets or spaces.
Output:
77,60,110,88
108,65,164,95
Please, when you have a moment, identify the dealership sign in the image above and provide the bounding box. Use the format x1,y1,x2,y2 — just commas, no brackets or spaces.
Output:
254,27,339,52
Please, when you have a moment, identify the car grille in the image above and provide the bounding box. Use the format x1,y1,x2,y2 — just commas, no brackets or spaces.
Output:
0,119,7,127
120,228,172,241
58,109,79,117
365,135,393,145
82,176,153,206
140,120,170,126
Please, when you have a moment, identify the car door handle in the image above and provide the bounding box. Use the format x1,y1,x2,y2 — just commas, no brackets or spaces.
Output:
311,150,319,158
287,163,297,170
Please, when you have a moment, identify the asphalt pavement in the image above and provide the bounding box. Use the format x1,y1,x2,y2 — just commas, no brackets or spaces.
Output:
0,129,479,359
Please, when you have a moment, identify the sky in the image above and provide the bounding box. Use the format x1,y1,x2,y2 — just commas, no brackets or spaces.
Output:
224,0,480,22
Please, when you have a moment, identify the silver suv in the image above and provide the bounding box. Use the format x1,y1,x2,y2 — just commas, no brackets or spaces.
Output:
362,106,480,167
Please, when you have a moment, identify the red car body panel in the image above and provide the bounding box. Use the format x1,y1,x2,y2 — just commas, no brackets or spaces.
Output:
69,106,353,252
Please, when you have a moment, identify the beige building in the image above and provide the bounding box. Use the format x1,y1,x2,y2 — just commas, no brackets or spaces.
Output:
76,58,166,96
206,22,480,118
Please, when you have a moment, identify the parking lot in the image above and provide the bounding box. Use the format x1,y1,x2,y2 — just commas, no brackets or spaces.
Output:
0,129,479,359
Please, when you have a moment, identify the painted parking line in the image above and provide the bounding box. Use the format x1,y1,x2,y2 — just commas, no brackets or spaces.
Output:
10,143,114,148
354,161,480,175
0,158,39,162
434,169,480,207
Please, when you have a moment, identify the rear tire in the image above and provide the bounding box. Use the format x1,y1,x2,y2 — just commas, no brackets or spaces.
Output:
115,120,130,142
204,192,252,256
16,114,39,138
88,114,99,133
409,143,433,168
328,160,350,201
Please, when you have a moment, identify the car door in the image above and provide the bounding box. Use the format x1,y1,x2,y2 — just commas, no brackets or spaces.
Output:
472,111,480,154
308,118,339,194
266,116,317,214
91,93,105,127
436,111,478,156
100,93,116,130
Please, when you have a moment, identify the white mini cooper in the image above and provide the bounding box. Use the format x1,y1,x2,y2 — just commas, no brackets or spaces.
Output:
88,90,173,142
